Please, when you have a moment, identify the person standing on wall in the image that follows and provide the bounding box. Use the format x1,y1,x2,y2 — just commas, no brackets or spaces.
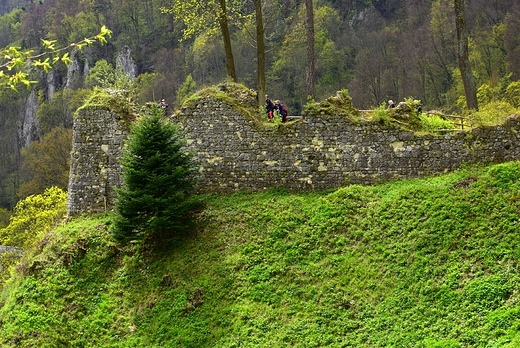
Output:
159,99,169,115
274,100,288,123
265,94,275,119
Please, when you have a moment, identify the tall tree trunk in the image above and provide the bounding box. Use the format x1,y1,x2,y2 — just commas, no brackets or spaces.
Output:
253,0,266,102
305,0,316,99
218,0,237,82
454,0,478,110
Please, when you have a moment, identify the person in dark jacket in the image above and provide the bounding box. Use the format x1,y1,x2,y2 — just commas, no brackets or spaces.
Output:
274,100,288,122
158,99,169,115
265,94,275,119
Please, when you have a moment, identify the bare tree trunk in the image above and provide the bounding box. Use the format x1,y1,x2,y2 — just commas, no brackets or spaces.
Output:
253,0,266,101
454,0,478,110
218,0,237,82
305,0,316,99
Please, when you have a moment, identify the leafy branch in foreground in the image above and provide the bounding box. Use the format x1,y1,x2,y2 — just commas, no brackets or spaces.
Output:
0,25,112,90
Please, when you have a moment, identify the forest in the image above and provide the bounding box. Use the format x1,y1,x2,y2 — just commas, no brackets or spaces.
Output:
0,0,520,213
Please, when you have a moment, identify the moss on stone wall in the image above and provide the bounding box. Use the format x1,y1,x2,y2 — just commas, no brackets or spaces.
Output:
77,88,138,127
180,82,267,129
303,90,360,118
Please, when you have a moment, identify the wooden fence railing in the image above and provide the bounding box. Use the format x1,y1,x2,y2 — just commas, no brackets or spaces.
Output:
426,111,470,130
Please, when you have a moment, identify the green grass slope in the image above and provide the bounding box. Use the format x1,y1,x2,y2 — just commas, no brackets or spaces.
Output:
1,162,520,347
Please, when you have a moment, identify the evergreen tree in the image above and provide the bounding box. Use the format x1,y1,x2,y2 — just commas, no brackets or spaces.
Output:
110,107,200,243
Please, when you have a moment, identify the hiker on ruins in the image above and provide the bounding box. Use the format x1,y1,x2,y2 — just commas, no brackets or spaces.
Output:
397,101,410,112
265,94,275,119
274,100,289,123
158,99,168,115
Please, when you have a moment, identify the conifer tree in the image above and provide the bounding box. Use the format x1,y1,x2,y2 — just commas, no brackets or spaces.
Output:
110,107,200,243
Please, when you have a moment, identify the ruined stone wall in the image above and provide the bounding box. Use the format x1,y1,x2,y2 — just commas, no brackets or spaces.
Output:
67,98,520,216
177,97,520,192
67,107,128,216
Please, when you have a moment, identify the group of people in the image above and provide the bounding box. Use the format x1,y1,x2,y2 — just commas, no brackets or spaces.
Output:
157,95,290,121
387,99,422,113
387,100,407,109
265,95,288,122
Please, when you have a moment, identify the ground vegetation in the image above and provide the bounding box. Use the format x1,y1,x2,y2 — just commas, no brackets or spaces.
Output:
0,162,518,346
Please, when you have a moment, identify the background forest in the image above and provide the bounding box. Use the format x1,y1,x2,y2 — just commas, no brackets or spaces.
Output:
1,0,520,214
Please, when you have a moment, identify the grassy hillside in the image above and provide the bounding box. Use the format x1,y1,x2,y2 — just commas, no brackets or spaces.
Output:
0,162,519,347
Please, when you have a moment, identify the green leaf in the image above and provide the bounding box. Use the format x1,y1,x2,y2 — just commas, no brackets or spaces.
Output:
41,39,57,50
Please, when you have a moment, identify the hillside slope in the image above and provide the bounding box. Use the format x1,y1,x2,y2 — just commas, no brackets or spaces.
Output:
0,162,519,347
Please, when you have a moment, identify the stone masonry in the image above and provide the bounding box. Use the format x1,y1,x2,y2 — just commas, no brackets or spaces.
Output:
67,106,128,216
66,99,520,216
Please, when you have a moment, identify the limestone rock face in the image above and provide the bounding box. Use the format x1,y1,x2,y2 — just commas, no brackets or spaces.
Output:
116,46,137,80
18,90,39,147
65,50,82,89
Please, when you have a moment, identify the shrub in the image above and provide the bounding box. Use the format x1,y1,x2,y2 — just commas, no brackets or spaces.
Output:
0,186,67,249
470,100,518,126
0,187,67,284
419,113,456,133
372,102,390,123
485,162,520,189
303,95,320,115
463,276,509,311
505,80,520,108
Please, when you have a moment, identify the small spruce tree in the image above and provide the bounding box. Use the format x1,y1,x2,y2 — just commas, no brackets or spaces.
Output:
110,107,199,243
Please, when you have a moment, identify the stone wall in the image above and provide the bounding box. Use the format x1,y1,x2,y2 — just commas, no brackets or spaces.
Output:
177,97,520,192
67,106,128,216
67,97,520,216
